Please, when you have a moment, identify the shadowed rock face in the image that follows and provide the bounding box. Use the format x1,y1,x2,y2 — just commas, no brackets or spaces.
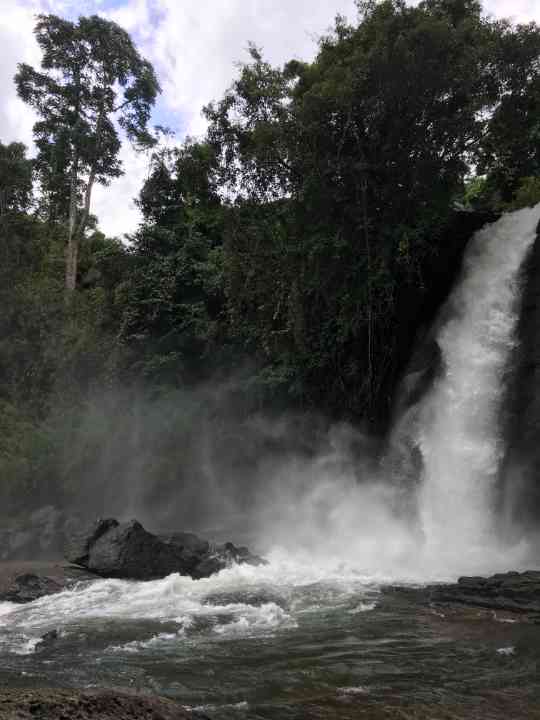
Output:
64,517,120,566
0,688,210,720
501,219,540,527
65,517,266,581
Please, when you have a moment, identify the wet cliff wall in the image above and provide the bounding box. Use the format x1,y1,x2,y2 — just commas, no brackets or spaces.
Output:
501,218,540,528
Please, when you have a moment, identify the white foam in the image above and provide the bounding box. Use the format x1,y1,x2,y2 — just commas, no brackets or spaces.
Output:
348,601,377,614
497,646,515,655
0,602,17,619
0,557,380,650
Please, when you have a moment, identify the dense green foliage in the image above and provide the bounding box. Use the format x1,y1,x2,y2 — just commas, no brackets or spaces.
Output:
1,0,539,510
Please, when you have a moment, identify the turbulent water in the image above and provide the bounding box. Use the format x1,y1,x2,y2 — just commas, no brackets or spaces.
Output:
2,206,540,718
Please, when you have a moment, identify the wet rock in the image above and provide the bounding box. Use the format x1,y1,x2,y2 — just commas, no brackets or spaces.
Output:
192,555,224,579
86,520,195,580
0,573,63,603
160,531,210,556
64,516,119,566
158,531,211,575
66,517,267,581
0,562,98,604
0,687,210,720
35,629,59,652
430,570,540,614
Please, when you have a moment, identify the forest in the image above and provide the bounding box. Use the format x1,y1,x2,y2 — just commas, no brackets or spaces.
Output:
1,0,539,515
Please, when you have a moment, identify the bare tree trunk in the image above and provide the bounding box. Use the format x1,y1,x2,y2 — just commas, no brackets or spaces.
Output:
65,153,79,291
66,102,104,292
74,166,96,246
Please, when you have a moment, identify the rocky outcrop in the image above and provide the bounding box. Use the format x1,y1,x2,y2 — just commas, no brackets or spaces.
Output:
0,688,210,720
429,570,540,614
66,518,266,580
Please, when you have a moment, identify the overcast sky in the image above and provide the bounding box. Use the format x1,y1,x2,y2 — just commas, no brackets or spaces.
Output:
1,0,538,238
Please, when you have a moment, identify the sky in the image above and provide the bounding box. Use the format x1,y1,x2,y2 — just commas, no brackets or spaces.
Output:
0,0,539,238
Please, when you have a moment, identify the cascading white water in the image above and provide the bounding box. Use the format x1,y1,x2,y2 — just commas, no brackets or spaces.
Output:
416,204,540,570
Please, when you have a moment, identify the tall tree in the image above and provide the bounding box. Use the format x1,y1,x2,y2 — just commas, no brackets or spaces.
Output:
15,14,160,290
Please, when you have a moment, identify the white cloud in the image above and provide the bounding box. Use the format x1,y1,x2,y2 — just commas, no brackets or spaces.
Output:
0,3,41,150
107,0,358,138
92,142,152,238
1,0,539,238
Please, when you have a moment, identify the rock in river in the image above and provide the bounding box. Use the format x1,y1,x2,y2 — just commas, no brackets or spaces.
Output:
0,562,96,604
65,517,266,581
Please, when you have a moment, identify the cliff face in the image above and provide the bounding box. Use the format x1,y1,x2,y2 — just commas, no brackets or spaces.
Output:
501,219,540,527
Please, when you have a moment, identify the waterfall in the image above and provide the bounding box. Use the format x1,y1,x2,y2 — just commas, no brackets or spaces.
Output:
416,204,540,570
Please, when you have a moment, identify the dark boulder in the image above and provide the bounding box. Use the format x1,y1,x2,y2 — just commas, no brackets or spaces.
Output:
0,563,97,604
192,555,224,579
0,573,62,604
86,520,196,579
158,531,210,575
64,517,119,566
66,517,267,581
218,541,267,567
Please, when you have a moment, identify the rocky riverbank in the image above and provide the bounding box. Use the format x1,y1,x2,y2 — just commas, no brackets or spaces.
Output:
428,570,540,615
0,688,210,719
382,570,540,621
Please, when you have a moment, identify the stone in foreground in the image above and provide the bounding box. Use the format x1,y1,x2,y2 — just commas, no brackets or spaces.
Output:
0,688,210,720
0,562,97,604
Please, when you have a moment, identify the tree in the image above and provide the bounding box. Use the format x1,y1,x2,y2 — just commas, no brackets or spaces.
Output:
15,13,160,291
204,0,507,420
120,141,229,385
479,20,540,204
0,140,33,215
